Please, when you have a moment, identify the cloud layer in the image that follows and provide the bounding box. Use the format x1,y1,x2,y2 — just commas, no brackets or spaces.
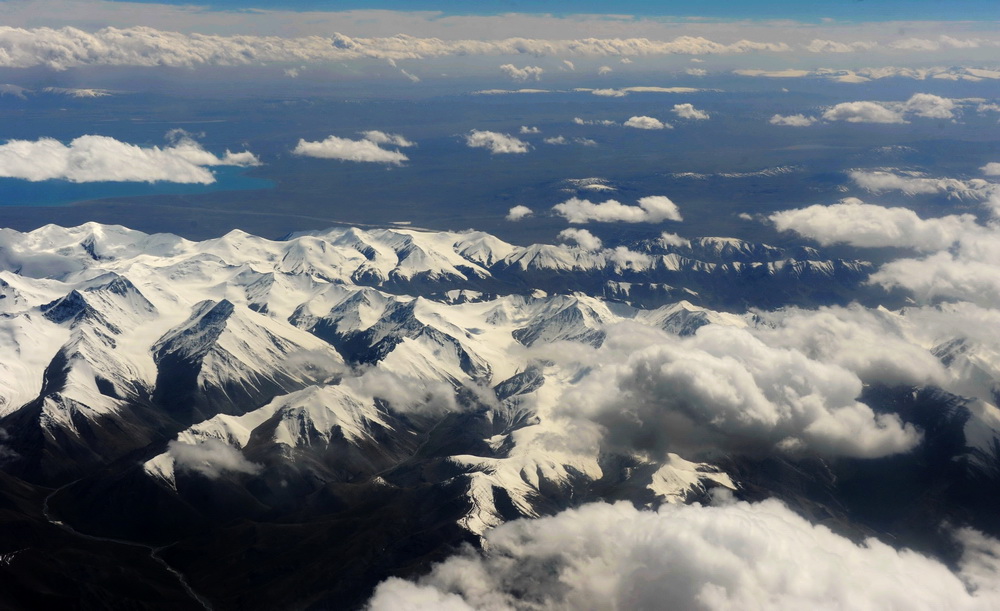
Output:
369,499,1000,610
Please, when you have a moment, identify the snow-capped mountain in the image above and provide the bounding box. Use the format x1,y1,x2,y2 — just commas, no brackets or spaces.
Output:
0,222,997,610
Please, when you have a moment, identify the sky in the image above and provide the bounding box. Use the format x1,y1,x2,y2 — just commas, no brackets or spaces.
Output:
112,0,1000,22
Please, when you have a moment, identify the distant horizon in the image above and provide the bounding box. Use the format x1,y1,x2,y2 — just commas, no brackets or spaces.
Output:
104,0,1000,23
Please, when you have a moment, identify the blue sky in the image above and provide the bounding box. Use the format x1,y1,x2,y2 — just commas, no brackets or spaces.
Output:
114,0,1000,22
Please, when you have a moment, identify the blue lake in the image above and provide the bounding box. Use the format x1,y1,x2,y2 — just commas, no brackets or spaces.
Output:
0,166,273,207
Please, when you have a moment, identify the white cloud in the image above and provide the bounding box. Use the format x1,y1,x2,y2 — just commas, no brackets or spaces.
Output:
598,65,613,75
292,133,410,164
557,228,602,251
519,125,540,134
850,170,994,198
573,117,618,126
751,305,948,388
561,59,575,71
0,26,798,71
499,63,543,82
168,439,261,479
805,39,877,53
551,323,920,459
904,92,957,119
505,205,533,221
823,101,907,123
769,113,817,126
370,497,999,610
590,88,627,97
672,103,709,120
553,195,682,224
770,198,978,251
658,231,690,248
0,133,258,184
685,67,707,76
464,130,529,154
624,116,671,130
983,163,1000,175
543,136,567,145
359,130,415,148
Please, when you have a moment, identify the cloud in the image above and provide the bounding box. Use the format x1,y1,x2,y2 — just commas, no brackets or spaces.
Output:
573,117,618,126
359,130,415,148
805,39,877,53
505,205,533,221
561,60,575,71
850,170,994,199
983,163,1000,176
823,101,907,123
552,323,920,459
519,126,540,134
0,27,797,71
543,136,567,145
672,103,709,120
370,498,999,610
465,130,529,154
499,64,543,82
624,116,671,130
590,88,627,97
578,86,706,97
685,67,707,76
292,133,411,165
557,228,602,251
751,305,948,388
769,113,817,126
553,195,682,224
904,93,957,119
0,133,258,184
167,439,261,479
658,231,690,248
770,198,979,251
598,65,613,75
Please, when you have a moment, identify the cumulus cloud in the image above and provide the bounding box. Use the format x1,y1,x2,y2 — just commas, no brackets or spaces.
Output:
850,170,995,199
168,439,261,479
557,228,602,251
770,198,979,251
659,231,690,248
552,323,920,459
505,205,533,221
499,64,543,82
769,193,1000,307
984,163,1000,176
359,130,415,148
369,498,998,610
0,133,258,184
751,305,948,388
769,113,817,126
672,103,710,120
543,136,567,145
624,116,671,130
518,125,540,134
553,195,682,224
904,93,957,119
823,100,907,123
685,67,707,76
292,132,412,165
465,130,529,154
